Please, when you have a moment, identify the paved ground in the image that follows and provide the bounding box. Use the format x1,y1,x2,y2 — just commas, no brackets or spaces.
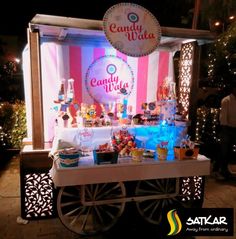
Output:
0,155,235,239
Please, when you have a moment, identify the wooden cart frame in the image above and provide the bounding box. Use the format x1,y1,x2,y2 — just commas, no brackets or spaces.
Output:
21,13,214,228
51,155,210,235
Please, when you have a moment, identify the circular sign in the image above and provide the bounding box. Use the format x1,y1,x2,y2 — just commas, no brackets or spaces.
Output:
103,3,161,57
85,55,134,103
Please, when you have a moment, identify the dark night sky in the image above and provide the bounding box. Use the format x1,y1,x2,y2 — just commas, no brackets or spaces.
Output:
0,0,194,37
0,0,195,56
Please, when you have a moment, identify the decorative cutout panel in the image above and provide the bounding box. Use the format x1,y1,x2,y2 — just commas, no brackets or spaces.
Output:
179,42,195,119
180,176,203,202
23,172,54,218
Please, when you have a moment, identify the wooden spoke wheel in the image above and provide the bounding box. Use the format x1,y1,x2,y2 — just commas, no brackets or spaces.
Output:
57,182,126,235
135,178,179,225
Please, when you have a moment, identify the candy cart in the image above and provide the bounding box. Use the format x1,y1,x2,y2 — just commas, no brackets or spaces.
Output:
21,3,214,235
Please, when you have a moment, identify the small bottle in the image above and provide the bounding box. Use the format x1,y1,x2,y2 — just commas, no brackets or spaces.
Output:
122,98,128,119
168,82,176,100
62,113,70,128
58,80,65,102
66,78,74,103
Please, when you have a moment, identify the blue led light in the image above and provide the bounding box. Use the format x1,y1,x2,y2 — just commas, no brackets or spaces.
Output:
130,125,186,160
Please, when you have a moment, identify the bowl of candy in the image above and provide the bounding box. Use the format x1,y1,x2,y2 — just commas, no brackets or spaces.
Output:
112,130,136,157
174,136,199,160
58,147,81,167
131,148,144,162
93,143,118,165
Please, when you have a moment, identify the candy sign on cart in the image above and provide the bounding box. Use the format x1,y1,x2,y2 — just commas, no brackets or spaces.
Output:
103,3,161,57
85,55,134,103
78,128,94,142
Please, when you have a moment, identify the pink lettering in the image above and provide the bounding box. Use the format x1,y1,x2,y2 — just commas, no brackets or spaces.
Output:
90,78,97,87
79,131,92,137
109,23,142,33
90,75,119,88
109,22,155,42
125,30,155,41
90,71,130,94
109,23,117,33
104,84,112,93
103,80,129,93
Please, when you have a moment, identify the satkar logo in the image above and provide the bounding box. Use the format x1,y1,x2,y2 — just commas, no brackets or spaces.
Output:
186,215,227,225
167,209,182,236
166,208,233,237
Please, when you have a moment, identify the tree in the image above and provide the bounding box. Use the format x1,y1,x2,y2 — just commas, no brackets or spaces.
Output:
206,20,236,91
201,0,236,31
0,60,24,102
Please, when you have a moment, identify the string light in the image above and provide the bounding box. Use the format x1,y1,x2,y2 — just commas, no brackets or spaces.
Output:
195,107,220,143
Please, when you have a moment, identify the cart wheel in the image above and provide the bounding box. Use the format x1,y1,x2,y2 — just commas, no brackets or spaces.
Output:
135,178,179,225
57,182,126,235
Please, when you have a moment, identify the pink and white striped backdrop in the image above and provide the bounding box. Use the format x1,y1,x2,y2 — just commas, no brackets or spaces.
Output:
39,42,174,142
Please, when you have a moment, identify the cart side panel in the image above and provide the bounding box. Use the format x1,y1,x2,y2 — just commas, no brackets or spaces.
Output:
20,146,57,220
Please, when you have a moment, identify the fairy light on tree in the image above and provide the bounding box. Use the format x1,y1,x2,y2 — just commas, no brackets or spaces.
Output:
207,20,236,87
195,107,220,144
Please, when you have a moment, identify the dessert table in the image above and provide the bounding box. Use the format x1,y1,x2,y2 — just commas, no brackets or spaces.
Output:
51,124,187,154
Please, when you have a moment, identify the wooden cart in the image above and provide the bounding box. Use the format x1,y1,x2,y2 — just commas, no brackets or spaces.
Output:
21,12,214,228
50,154,210,235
